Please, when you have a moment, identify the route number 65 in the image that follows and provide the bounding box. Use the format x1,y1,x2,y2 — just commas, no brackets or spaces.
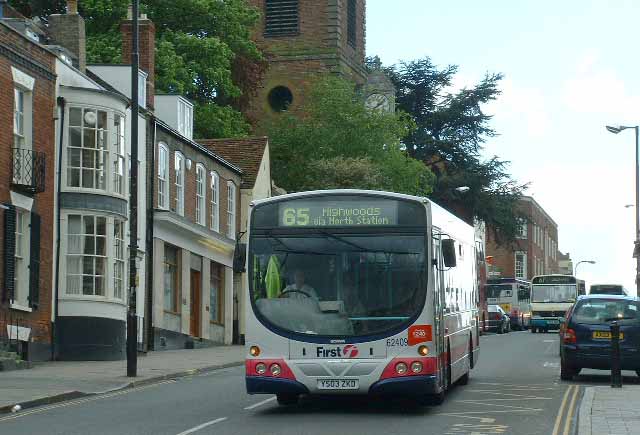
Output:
283,208,310,226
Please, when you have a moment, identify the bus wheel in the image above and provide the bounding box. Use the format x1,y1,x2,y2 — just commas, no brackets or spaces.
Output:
531,327,537,333
276,393,299,406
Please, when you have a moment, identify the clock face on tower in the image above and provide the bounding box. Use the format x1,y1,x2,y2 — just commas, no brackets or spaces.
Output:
365,93,392,113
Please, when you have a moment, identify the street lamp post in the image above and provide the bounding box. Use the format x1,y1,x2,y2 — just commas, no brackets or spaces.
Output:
606,125,640,296
574,260,596,277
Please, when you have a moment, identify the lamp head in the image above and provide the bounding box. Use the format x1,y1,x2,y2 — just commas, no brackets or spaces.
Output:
606,125,623,134
455,186,470,193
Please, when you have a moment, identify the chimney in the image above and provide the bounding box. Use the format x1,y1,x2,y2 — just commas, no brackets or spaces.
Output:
48,0,86,71
120,8,155,109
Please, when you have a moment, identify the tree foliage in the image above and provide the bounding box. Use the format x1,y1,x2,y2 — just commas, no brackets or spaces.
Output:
265,75,435,196
11,0,261,138
383,56,526,241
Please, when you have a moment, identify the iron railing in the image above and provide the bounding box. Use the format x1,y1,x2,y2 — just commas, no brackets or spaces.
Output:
12,148,45,194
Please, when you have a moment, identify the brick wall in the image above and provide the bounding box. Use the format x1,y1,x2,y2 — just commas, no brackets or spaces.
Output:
486,197,559,280
155,128,241,237
244,0,367,126
0,23,57,353
120,17,155,109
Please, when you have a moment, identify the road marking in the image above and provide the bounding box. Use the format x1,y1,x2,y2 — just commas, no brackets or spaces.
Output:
467,390,551,399
543,340,555,343
455,400,542,411
551,385,574,435
435,413,496,423
543,362,560,368
444,423,509,434
176,417,228,435
562,385,580,435
475,382,553,387
0,381,176,423
244,397,276,410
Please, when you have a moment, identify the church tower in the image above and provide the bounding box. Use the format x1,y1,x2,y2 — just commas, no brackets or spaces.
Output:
245,0,367,123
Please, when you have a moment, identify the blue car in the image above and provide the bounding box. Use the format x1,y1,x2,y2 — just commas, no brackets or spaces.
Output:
560,295,640,380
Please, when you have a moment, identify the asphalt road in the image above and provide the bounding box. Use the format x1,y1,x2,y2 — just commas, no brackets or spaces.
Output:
1,330,624,435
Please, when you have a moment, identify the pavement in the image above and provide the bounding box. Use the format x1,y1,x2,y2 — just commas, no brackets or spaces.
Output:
578,385,640,435
0,345,245,414
0,331,583,435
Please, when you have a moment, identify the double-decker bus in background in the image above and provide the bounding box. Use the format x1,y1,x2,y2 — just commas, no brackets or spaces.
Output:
245,190,479,406
486,278,531,330
530,275,586,333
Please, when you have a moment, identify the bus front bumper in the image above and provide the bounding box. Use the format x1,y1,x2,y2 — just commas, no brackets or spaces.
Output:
246,376,310,395
369,375,439,396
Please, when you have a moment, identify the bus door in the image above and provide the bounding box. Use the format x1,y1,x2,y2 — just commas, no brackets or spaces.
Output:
432,232,446,385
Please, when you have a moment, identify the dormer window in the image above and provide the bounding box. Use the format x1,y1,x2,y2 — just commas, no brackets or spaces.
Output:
177,99,193,140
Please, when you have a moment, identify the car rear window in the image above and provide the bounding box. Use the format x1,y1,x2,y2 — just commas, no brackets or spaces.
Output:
572,299,640,324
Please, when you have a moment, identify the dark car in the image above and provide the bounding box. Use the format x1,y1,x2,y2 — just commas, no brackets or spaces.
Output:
560,295,640,380
487,305,510,334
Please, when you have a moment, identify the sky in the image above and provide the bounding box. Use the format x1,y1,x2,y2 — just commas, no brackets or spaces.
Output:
367,0,639,294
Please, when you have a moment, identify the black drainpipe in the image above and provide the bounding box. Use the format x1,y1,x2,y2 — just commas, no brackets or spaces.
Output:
145,118,156,350
51,96,65,360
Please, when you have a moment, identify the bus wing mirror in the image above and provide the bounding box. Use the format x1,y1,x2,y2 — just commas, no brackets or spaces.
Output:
442,239,457,268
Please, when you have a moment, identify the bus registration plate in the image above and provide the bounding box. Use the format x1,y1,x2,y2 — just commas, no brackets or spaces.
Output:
317,379,359,390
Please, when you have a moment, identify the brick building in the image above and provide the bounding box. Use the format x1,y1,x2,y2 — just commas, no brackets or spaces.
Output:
486,196,559,281
244,0,368,123
0,14,56,361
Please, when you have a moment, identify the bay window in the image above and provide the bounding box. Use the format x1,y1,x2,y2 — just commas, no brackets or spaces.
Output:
66,215,107,296
113,219,125,300
113,115,126,195
67,107,110,190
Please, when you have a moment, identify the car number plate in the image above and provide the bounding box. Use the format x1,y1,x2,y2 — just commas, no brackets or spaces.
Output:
593,331,624,340
317,379,359,390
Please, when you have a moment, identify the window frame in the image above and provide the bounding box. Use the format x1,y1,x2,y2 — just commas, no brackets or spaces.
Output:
113,114,126,195
515,251,527,279
12,209,30,307
163,244,180,314
66,106,124,194
516,218,528,239
226,181,236,240
113,219,125,300
65,214,108,298
210,171,220,232
347,0,357,48
157,142,169,209
195,163,206,226
209,261,224,325
174,151,185,216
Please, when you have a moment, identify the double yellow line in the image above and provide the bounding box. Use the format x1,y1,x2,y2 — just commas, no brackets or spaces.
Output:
552,385,580,435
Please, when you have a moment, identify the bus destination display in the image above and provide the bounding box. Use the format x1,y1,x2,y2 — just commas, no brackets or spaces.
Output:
532,275,576,285
278,199,398,227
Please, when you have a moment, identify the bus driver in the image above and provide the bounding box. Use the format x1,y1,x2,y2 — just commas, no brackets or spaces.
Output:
281,270,319,300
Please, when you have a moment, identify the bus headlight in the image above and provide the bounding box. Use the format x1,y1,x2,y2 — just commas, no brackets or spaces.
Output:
270,363,282,376
255,363,267,375
418,345,429,356
411,361,423,373
395,362,408,375
249,346,260,357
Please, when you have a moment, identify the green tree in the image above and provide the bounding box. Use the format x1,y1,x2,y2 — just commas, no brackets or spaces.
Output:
265,75,435,196
11,0,261,138
384,56,526,240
